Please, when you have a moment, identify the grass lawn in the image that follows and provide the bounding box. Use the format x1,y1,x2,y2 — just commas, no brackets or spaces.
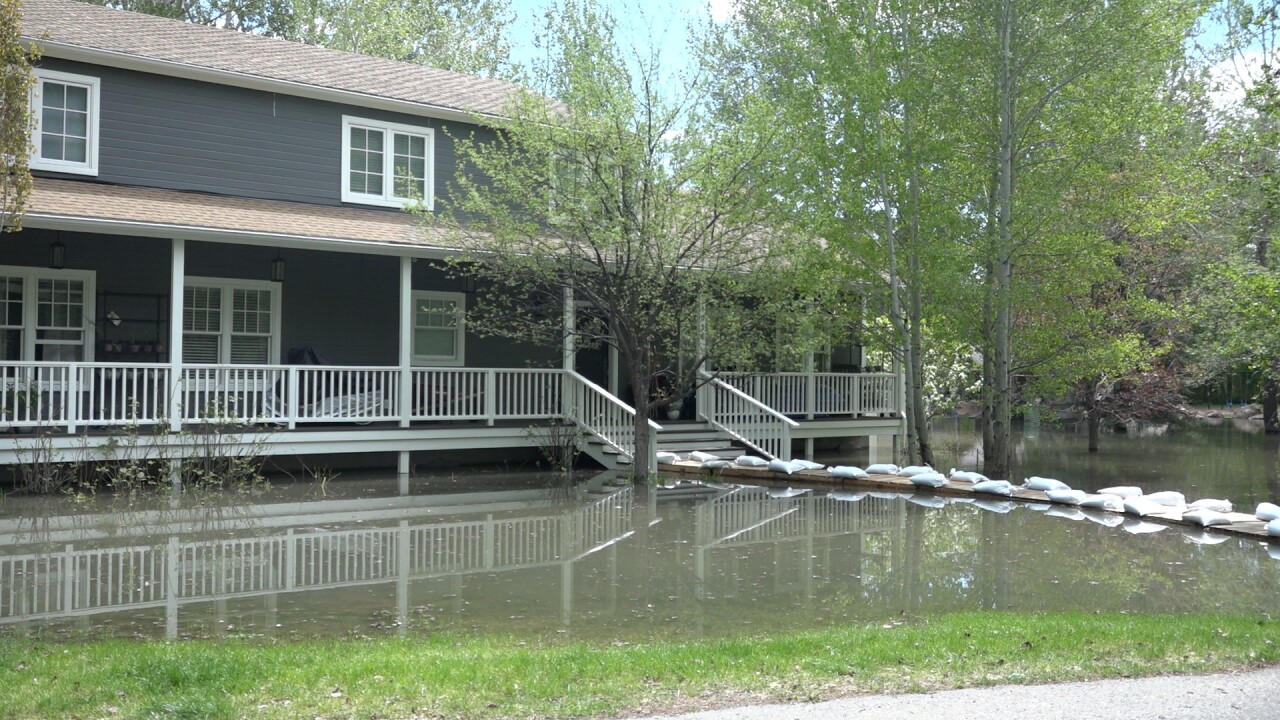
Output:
2,611,1277,719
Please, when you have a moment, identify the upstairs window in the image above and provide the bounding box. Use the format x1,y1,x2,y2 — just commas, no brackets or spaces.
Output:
341,116,433,209
31,69,100,176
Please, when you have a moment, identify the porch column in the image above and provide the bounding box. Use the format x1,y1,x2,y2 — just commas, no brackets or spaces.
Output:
562,287,574,372
398,257,413,482
804,350,816,420
398,257,412,429
168,238,184,433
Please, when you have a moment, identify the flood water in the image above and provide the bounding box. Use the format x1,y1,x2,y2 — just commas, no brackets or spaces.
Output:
2,421,1278,642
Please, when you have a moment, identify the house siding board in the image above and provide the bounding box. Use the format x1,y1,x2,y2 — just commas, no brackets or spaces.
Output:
35,57,482,209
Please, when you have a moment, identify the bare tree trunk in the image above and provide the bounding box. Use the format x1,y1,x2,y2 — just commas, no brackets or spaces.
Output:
908,267,933,467
1264,376,1279,434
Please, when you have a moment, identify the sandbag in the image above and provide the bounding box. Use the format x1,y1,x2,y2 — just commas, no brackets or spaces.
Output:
897,465,934,477
973,480,1014,496
828,466,870,480
865,463,900,475
909,472,948,488
1097,485,1143,498
1255,502,1280,521
1145,491,1186,507
1080,494,1125,512
949,469,988,483
1182,508,1232,527
690,451,719,464
1187,498,1232,513
734,455,769,467
1025,476,1070,492
1046,488,1087,505
656,451,681,465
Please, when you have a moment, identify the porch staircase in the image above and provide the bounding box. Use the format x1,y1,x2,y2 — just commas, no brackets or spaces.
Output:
580,419,741,471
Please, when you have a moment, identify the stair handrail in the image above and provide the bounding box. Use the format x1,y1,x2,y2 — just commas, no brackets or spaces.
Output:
562,370,662,470
697,371,798,461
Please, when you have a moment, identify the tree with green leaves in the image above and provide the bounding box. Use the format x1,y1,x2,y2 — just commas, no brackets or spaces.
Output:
437,0,830,475
1,0,38,234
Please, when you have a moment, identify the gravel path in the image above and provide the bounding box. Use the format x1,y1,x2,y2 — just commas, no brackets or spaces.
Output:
633,666,1280,720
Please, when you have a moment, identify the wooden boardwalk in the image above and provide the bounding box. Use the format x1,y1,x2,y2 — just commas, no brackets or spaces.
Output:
658,461,1279,542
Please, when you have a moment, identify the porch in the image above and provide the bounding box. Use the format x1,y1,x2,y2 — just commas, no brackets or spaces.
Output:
2,180,905,473
0,360,903,469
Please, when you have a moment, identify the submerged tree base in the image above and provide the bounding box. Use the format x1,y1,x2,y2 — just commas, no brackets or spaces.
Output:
2,612,1277,719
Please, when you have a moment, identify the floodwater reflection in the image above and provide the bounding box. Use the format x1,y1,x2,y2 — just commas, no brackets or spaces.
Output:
2,479,1278,642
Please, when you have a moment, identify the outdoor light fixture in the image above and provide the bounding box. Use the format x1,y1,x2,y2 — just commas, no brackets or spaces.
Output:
49,238,66,269
270,253,285,283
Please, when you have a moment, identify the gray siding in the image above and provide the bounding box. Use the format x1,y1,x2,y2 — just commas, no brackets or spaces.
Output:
36,57,491,209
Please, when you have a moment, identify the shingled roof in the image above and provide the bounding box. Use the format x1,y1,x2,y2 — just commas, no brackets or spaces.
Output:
20,0,525,120
26,178,468,253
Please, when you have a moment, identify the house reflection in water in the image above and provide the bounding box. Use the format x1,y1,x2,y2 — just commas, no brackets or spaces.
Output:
0,482,907,640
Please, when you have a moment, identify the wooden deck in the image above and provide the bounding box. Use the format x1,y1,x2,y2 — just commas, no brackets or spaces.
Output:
658,460,1280,543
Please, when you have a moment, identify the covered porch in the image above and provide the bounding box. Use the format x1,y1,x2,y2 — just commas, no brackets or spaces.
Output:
1,180,905,472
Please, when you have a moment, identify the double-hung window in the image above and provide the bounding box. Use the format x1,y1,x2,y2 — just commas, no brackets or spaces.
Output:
412,291,463,366
30,69,100,176
182,278,279,365
0,265,95,361
341,116,433,209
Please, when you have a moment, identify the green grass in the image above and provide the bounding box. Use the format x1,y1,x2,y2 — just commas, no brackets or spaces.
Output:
1,612,1277,719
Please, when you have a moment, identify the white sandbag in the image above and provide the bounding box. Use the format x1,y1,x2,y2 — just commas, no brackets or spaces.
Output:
907,494,948,509
1097,485,1143,498
768,458,802,475
1145,491,1186,507
1187,498,1232,513
1255,502,1280,521
1025,476,1070,492
909,471,948,488
1182,508,1232,527
1080,494,1125,512
828,466,870,480
865,463,900,475
949,469,988,483
766,487,809,498
1123,497,1165,517
690,451,720,464
973,499,1015,513
702,459,733,469
973,480,1014,496
656,451,681,464
1046,488,1087,505
897,465,934,477
828,491,867,502
734,455,769,467
791,459,825,471
1267,518,1280,537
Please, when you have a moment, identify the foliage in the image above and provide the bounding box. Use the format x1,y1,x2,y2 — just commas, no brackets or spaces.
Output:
78,0,515,76
437,0,834,473
0,0,38,234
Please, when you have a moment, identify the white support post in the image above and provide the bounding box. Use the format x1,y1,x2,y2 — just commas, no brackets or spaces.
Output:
562,287,575,420
804,350,816,420
398,256,413,429
168,238,185,432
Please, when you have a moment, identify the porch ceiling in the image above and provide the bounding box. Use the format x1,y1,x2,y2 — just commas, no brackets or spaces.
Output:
23,177,468,256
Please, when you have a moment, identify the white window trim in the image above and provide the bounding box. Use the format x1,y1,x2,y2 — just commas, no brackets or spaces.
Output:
0,264,96,362
340,115,434,210
411,290,464,367
183,276,281,365
30,69,101,177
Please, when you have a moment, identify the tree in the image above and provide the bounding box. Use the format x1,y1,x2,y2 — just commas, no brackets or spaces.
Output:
437,0,825,475
79,0,514,77
705,0,973,468
1,0,38,234
940,0,1202,475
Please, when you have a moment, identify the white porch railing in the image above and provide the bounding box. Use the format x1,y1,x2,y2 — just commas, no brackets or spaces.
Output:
718,371,900,417
696,371,798,461
562,370,661,470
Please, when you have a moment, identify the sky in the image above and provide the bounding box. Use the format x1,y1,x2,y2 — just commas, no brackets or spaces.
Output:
504,0,732,75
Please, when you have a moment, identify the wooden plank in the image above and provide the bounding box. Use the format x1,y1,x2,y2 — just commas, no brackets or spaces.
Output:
658,460,1280,542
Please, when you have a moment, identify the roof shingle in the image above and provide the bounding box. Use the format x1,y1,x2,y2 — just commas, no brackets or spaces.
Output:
27,178,464,251
21,0,524,118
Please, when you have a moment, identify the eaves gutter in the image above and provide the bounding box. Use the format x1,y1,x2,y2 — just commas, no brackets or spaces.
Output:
21,211,465,260
28,39,509,127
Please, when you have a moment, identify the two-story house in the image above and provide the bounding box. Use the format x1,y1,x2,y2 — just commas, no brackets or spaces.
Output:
2,0,903,479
